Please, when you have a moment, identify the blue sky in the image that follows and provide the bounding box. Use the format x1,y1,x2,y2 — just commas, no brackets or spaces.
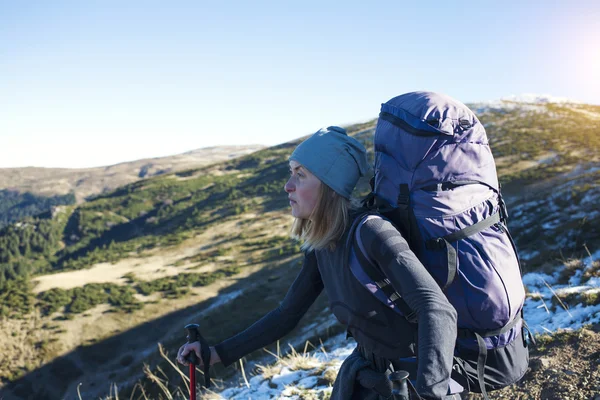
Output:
1,1,599,168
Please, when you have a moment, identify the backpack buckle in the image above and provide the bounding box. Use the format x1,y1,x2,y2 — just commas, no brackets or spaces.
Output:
498,196,509,222
426,238,445,251
397,194,409,206
397,184,410,206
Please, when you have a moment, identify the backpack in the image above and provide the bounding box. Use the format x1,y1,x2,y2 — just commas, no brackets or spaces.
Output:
349,92,529,399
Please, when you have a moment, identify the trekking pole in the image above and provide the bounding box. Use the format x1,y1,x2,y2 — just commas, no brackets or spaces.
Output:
184,324,199,400
184,323,213,400
389,370,410,400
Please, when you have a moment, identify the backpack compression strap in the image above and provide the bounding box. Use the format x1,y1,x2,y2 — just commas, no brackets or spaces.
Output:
457,313,522,400
425,212,501,290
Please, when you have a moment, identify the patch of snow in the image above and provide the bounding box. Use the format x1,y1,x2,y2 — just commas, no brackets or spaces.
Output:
556,285,595,295
473,101,546,114
522,272,558,287
568,270,584,286
523,256,600,334
472,93,587,117
501,93,582,104
541,219,562,230
562,164,600,180
271,367,308,388
519,250,540,261
585,249,600,267
587,278,600,286
208,251,600,399
296,376,319,389
184,290,245,328
211,332,352,399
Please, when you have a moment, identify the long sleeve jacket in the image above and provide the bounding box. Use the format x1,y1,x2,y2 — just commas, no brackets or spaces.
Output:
214,214,457,399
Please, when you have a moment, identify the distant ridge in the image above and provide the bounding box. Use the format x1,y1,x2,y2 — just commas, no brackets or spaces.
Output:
469,93,587,115
500,93,582,104
0,145,265,203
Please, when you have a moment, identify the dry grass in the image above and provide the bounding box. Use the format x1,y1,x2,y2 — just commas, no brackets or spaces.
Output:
31,210,291,294
0,311,58,382
583,260,600,283
31,235,214,294
2,160,299,398
0,205,298,398
258,341,324,375
279,386,331,400
97,339,336,400
557,258,585,284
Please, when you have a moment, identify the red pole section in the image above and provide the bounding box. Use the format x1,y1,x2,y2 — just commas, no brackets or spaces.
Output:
189,363,196,400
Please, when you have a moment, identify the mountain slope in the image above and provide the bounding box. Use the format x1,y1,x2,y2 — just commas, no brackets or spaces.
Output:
0,98,598,399
0,145,264,229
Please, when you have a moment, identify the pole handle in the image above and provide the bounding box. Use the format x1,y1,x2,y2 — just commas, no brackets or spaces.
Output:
390,370,410,400
184,323,200,365
184,323,212,388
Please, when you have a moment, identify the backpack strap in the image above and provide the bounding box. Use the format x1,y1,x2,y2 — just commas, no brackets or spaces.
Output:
425,212,501,290
348,213,417,323
369,184,423,258
457,313,523,400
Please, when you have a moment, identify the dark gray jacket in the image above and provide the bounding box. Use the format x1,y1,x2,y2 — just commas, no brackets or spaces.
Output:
215,214,457,399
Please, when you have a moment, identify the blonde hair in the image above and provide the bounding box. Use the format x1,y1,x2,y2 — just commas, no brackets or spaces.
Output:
291,183,359,252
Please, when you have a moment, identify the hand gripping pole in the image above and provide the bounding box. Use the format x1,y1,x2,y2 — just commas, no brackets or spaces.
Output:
184,323,212,400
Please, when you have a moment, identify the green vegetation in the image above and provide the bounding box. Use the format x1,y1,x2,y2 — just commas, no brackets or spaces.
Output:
0,145,291,274
1,104,599,319
0,207,71,283
509,167,600,270
0,143,297,317
136,265,241,297
33,264,244,317
479,103,600,187
0,190,76,229
0,276,35,318
37,283,141,316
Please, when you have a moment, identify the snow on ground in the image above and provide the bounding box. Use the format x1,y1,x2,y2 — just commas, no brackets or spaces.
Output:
523,249,600,334
212,335,355,400
471,93,583,115
500,94,582,104
204,251,600,399
507,163,600,244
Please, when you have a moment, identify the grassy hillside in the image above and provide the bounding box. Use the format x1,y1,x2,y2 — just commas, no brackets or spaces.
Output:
0,123,373,399
0,145,264,229
0,190,76,230
476,101,600,270
0,100,598,399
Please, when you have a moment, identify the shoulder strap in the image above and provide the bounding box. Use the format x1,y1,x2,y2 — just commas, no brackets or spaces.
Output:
348,213,417,323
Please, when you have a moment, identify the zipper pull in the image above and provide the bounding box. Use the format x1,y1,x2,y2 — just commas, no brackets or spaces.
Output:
493,222,505,233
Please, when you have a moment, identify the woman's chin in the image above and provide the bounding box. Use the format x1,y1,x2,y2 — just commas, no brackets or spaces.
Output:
291,211,306,219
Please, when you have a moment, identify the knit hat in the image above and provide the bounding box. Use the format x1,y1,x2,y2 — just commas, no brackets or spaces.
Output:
289,126,369,199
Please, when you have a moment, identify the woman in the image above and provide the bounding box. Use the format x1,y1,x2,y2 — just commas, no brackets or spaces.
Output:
177,126,458,399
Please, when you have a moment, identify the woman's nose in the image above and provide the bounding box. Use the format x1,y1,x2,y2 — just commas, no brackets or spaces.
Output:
284,177,294,193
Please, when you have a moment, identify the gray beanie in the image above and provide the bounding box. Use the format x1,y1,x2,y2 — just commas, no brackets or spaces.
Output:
289,126,369,199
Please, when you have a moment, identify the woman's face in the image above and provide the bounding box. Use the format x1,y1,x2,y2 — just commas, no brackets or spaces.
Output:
284,160,321,220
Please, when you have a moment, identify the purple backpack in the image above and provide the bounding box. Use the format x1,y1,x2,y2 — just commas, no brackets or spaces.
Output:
351,92,528,398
